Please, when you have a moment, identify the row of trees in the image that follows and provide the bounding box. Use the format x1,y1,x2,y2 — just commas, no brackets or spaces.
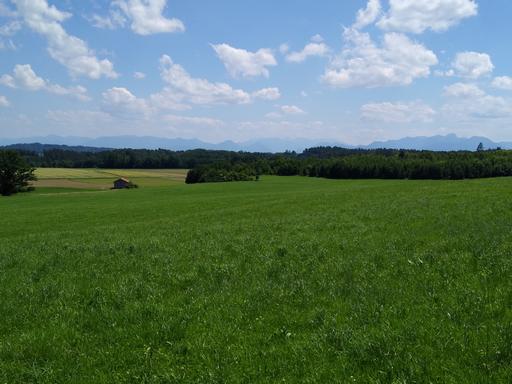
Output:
185,163,258,184
18,148,275,169
5,146,512,190
185,149,512,183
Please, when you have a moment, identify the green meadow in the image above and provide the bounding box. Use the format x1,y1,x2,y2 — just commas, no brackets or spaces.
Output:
1,175,511,383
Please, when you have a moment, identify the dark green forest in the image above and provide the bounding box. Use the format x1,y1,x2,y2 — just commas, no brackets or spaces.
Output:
6,145,512,182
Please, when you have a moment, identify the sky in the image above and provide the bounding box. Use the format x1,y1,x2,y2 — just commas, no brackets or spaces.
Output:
1,0,512,145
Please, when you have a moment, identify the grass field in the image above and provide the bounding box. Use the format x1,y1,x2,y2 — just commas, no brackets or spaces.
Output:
33,168,188,191
1,176,512,383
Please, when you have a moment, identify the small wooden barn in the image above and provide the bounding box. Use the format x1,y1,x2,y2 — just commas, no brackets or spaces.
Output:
113,178,131,189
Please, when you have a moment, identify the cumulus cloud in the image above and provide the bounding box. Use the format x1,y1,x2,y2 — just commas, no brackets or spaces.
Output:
450,52,494,79
279,43,290,54
281,105,306,115
158,55,251,105
492,76,512,91
443,82,485,98
102,56,279,119
353,0,382,30
0,64,89,100
102,87,152,117
157,55,276,106
111,0,184,35
211,43,277,78
323,28,437,88
310,34,324,43
361,101,436,123
286,36,330,63
252,87,281,101
377,0,478,34
11,64,46,90
0,95,9,107
13,0,117,79
133,71,146,79
263,105,306,120
443,83,512,119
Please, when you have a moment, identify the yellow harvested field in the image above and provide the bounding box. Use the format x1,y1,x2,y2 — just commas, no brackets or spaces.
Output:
34,168,187,190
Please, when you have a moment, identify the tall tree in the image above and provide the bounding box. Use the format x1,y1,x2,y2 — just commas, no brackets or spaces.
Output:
0,151,37,196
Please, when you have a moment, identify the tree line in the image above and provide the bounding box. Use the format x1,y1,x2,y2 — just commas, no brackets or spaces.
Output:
184,148,512,183
15,148,276,169
5,146,512,189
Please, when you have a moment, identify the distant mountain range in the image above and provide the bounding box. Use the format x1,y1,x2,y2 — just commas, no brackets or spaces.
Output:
1,134,510,153
365,134,512,151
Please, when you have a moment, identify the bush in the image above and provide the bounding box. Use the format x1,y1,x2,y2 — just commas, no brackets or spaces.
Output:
0,150,37,196
186,163,257,184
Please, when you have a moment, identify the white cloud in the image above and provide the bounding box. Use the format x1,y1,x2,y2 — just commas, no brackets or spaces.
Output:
377,0,478,34
163,114,224,127
0,20,21,36
0,74,16,88
102,56,277,117
102,87,152,117
133,71,146,79
13,0,117,79
442,85,512,119
87,10,126,30
323,28,437,88
444,95,512,119
310,34,324,43
281,105,306,115
46,84,89,100
148,89,191,112
158,54,267,106
252,87,281,101
451,52,494,79
492,76,512,91
353,0,382,30
0,95,9,107
286,39,330,63
361,101,436,123
443,82,485,98
12,64,46,90
112,0,184,35
279,43,290,54
0,19,21,50
0,64,89,100
211,43,277,78
265,105,306,119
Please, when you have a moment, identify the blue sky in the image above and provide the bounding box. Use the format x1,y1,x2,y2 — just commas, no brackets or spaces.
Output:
1,0,512,144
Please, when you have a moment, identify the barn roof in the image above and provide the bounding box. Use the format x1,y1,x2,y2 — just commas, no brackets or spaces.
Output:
115,178,130,183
